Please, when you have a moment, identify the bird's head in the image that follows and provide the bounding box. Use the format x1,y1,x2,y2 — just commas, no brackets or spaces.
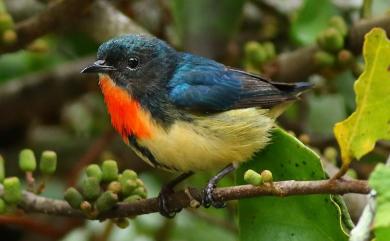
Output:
81,34,178,95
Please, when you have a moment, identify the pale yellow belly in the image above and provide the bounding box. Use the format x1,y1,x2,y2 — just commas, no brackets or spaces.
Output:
135,108,274,172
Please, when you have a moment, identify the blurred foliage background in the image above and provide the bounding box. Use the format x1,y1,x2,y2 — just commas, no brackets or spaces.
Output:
0,0,389,240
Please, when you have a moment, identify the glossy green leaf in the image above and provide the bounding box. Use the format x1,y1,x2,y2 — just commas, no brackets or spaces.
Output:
237,128,349,241
369,164,390,241
169,0,245,58
334,28,390,167
290,0,338,45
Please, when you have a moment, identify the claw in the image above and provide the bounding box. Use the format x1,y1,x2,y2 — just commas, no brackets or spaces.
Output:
202,164,236,209
157,187,181,218
202,182,226,208
156,172,194,218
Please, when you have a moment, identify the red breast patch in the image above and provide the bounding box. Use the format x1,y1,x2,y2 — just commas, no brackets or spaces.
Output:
99,75,152,140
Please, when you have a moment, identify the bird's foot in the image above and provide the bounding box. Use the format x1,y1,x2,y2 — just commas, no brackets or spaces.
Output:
202,182,226,208
157,186,182,218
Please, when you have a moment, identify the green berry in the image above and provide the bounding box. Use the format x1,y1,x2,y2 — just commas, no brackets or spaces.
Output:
0,155,5,182
107,181,122,194
123,194,142,203
263,42,276,60
0,13,13,32
115,218,130,229
64,187,84,209
245,41,267,65
39,150,57,175
244,169,262,186
101,160,118,182
121,169,137,180
121,179,137,196
314,50,335,67
328,16,347,37
261,170,273,183
19,149,36,172
86,164,103,182
96,191,118,213
324,146,338,163
132,186,147,198
2,29,16,44
0,198,6,214
80,201,92,213
81,177,101,200
317,28,344,52
3,177,22,204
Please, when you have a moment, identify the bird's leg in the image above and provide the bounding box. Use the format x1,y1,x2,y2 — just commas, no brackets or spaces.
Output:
202,163,236,208
158,171,194,218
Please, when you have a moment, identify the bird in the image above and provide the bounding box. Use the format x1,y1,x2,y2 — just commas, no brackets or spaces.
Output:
81,34,312,217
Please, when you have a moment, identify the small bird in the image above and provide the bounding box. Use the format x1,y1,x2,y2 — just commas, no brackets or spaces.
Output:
81,34,311,217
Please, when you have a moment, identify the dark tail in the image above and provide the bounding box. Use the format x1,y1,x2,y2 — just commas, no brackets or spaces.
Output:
271,81,314,96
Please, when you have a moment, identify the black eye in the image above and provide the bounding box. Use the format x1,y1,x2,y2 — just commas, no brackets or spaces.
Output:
128,57,139,69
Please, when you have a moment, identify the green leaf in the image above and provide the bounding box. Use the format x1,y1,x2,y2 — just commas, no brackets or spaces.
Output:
369,164,390,241
169,0,245,58
334,28,390,167
237,128,349,241
290,0,338,45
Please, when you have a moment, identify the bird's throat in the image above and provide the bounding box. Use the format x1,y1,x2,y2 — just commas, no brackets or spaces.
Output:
99,75,152,141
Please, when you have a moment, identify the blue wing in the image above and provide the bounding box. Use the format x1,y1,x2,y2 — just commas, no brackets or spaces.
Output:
168,53,312,112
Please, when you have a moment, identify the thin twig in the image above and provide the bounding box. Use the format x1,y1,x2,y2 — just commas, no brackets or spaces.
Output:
0,179,370,219
0,0,94,53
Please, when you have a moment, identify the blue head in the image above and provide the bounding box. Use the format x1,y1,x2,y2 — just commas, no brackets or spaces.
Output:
82,34,178,96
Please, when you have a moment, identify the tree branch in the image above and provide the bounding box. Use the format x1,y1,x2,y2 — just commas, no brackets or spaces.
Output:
264,15,390,82
0,179,370,219
0,0,95,53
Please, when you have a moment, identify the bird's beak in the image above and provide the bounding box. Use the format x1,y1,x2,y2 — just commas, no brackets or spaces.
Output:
81,60,116,74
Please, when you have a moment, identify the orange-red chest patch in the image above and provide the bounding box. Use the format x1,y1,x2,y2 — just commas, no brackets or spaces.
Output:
99,75,152,140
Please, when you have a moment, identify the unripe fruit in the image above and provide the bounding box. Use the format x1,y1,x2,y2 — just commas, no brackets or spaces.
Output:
81,177,101,200
123,194,142,203
80,201,93,215
115,218,130,229
0,198,6,214
107,181,122,194
64,187,83,209
0,155,5,182
263,42,276,60
26,39,49,53
328,16,347,37
324,146,338,163
19,149,36,172
244,169,263,186
40,150,57,175
317,28,344,52
96,191,118,213
132,186,147,198
0,13,13,32
261,170,273,183
314,50,335,68
121,169,137,180
86,164,103,182
337,49,354,67
245,41,267,65
101,160,118,182
2,29,16,44
3,177,22,204
0,198,7,214
121,179,137,196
